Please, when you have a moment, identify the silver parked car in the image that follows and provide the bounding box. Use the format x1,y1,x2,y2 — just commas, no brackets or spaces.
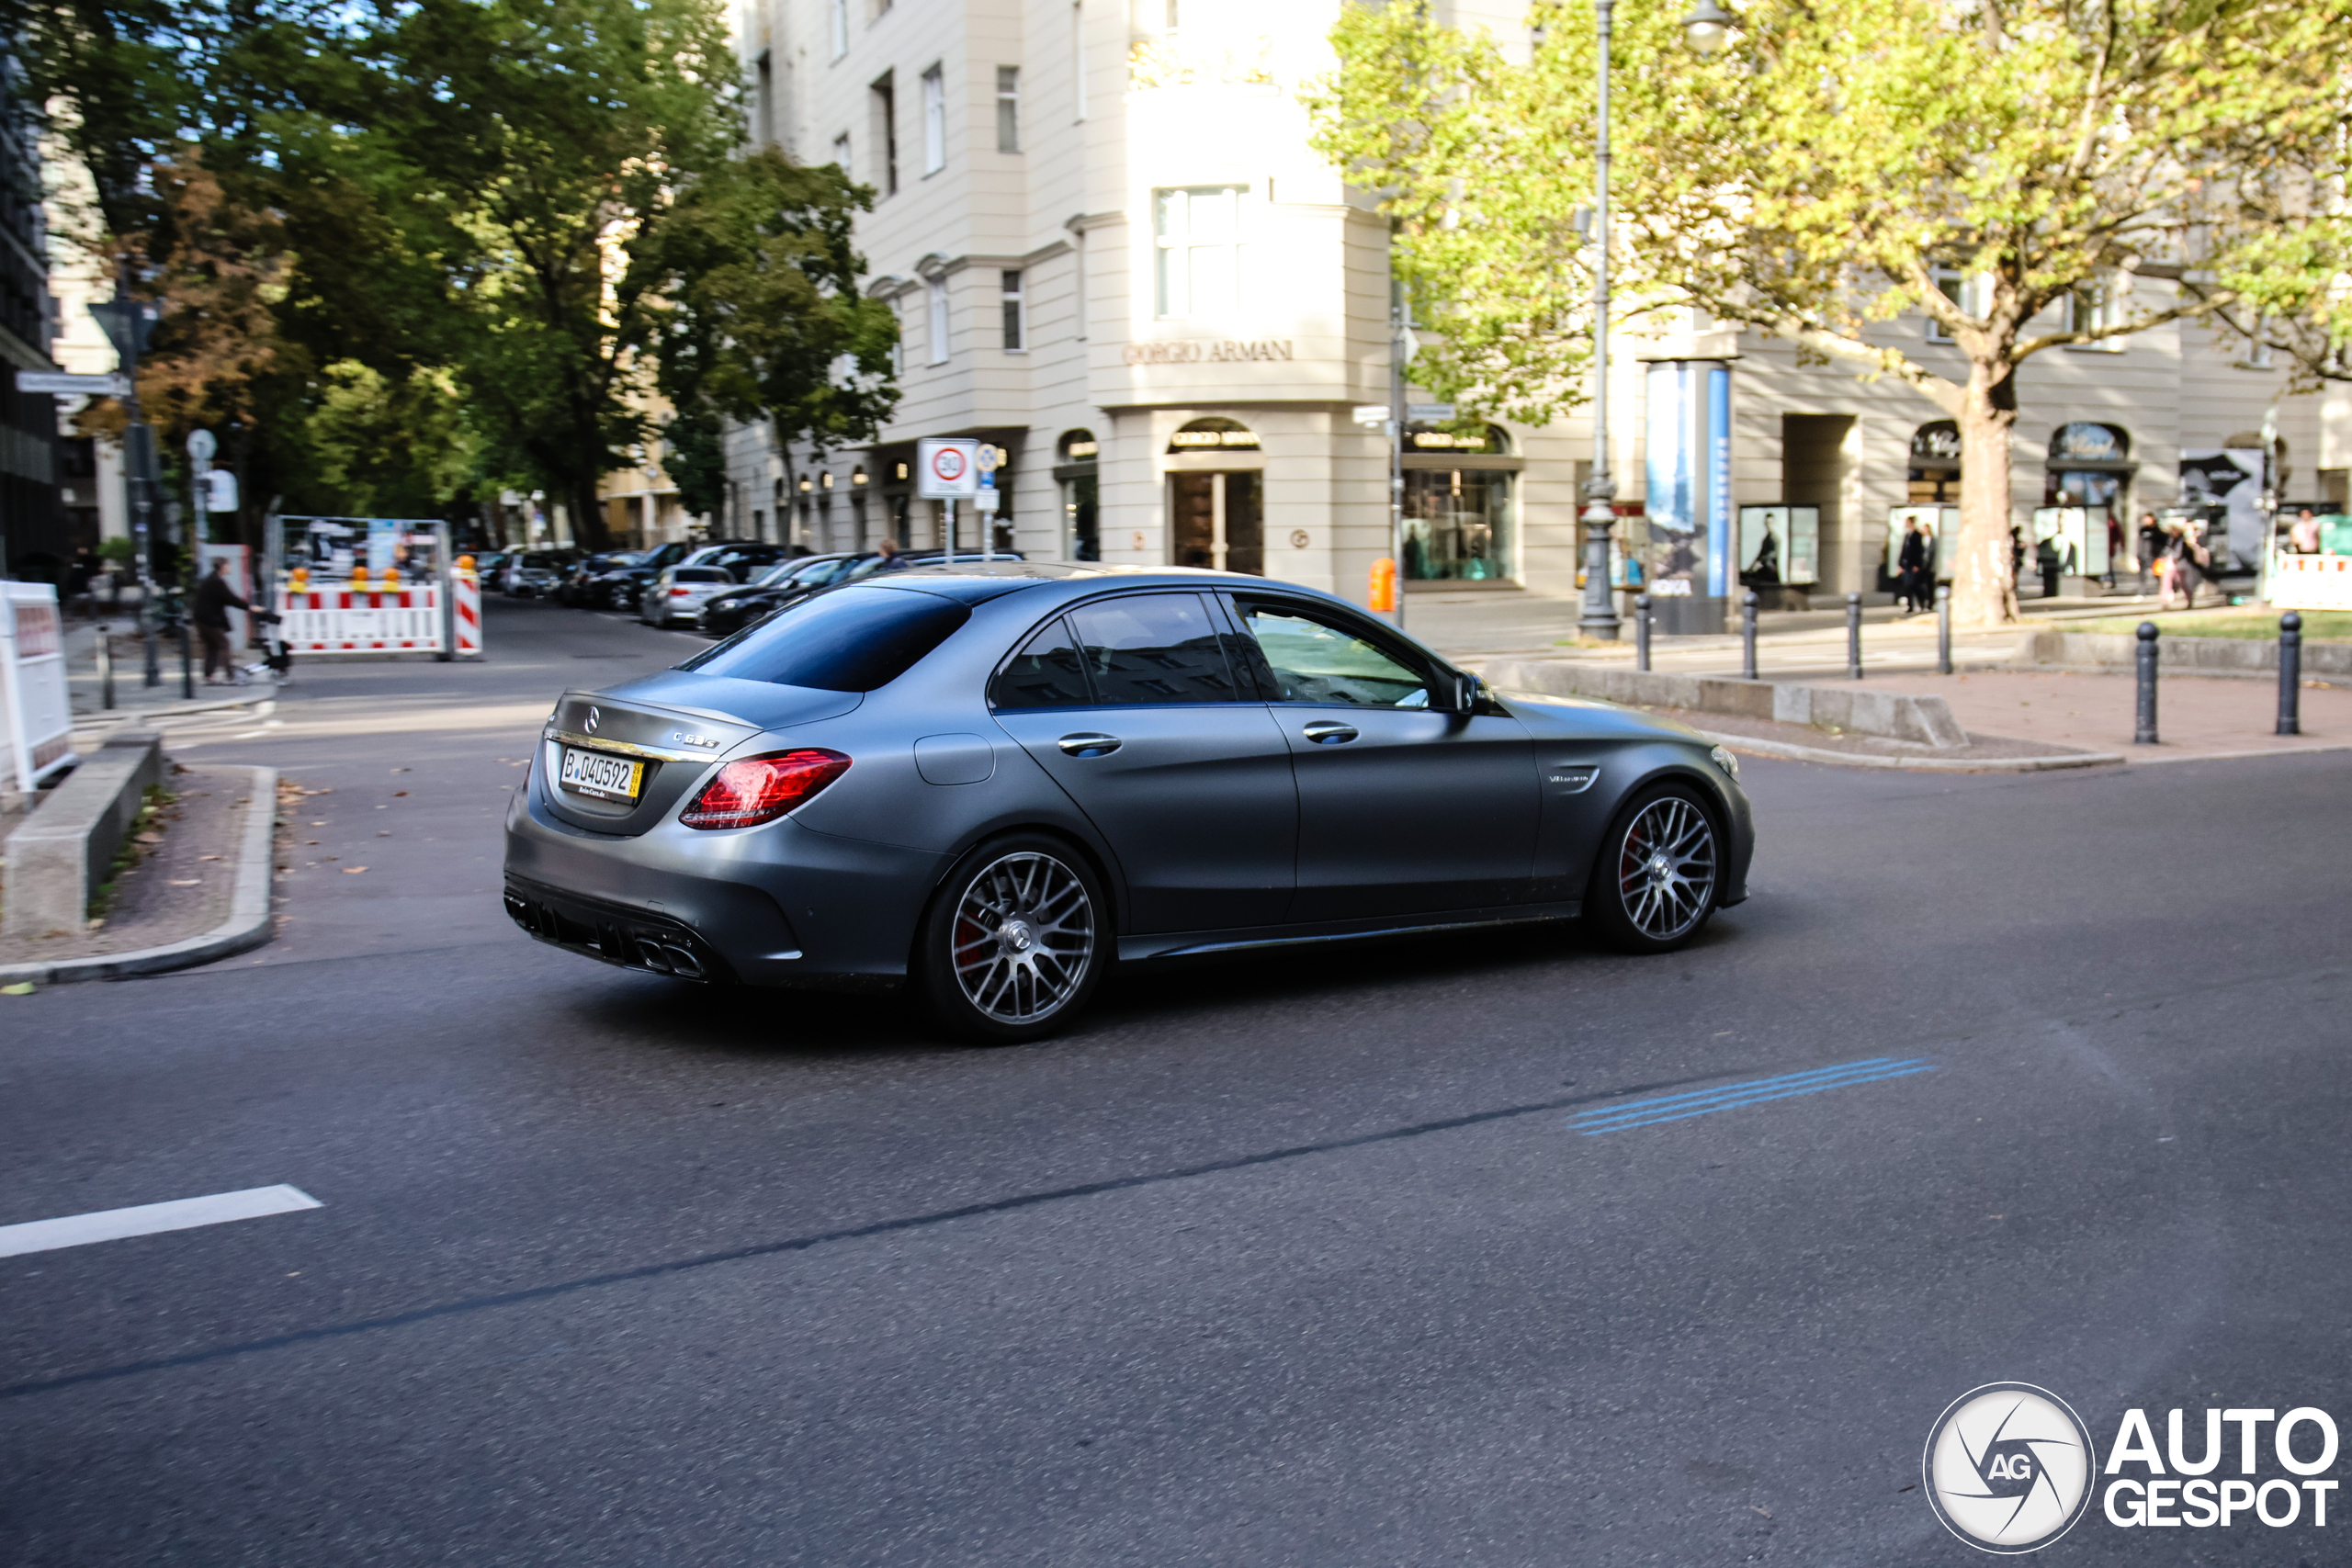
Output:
505,563,1754,1043
639,565,735,626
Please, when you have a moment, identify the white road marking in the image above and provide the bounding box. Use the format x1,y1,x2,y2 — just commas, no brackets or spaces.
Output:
0,1184,322,1258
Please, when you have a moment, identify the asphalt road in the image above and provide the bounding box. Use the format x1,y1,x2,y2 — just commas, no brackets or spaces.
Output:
6,595,2349,1566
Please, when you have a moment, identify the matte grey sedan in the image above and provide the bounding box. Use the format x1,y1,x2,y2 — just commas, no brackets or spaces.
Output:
504,563,1753,1042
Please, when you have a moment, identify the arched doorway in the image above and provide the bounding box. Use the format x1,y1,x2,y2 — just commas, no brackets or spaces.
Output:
1166,418,1262,574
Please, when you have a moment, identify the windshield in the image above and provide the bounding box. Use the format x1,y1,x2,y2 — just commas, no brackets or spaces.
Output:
679,586,970,692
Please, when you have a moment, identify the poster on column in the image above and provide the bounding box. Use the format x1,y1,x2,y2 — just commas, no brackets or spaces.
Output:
2178,449,2267,570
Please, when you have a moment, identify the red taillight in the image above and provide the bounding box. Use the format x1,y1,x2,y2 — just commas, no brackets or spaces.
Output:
671,587,691,597
680,750,851,829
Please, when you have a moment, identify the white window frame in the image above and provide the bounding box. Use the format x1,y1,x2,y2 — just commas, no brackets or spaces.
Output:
2064,277,2127,353
996,65,1020,153
927,277,950,365
1073,231,1088,340
1925,266,1990,344
921,64,946,175
830,0,848,60
1072,2,1087,123
1001,269,1026,352
1153,185,1247,320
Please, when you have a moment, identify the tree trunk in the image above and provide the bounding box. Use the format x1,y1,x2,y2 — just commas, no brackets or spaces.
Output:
570,479,611,553
1951,359,2020,626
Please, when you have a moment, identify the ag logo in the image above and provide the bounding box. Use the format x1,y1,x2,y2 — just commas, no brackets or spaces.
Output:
1924,1383,2097,1553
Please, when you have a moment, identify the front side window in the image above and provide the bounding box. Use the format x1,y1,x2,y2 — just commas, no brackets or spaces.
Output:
991,616,1091,708
1238,601,1430,707
1067,592,1242,705
921,64,946,174
1154,185,1244,319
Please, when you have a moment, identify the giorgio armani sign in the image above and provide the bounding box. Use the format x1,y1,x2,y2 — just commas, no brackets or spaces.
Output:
1123,339,1295,365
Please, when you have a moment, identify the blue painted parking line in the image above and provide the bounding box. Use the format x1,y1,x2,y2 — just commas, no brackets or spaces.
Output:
1568,1056,1936,1135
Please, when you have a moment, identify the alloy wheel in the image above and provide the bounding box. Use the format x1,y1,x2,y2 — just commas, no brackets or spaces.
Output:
950,852,1096,1024
1615,795,1717,942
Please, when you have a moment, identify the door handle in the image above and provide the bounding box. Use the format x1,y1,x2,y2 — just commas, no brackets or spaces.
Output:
1302,721,1359,744
1057,733,1122,757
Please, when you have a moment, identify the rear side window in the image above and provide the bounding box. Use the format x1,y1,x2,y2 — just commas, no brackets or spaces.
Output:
991,617,1091,708
1066,592,1242,705
673,568,730,583
679,586,970,692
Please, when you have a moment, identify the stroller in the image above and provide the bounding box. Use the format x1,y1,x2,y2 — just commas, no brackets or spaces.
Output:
247,607,294,682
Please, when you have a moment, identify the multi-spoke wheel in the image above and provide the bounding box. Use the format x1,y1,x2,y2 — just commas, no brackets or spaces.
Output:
917,836,1105,1043
1587,784,1720,953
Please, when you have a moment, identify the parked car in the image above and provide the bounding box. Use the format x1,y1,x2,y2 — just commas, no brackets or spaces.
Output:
696,553,862,638
684,541,803,584
474,550,512,586
640,564,737,626
697,548,1028,638
506,561,1754,1043
599,540,699,613
503,550,579,597
558,550,644,606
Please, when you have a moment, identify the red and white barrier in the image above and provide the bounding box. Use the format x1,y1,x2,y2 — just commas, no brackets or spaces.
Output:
2271,553,2352,612
276,578,482,657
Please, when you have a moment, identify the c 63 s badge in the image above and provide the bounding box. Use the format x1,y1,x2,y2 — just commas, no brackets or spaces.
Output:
1924,1382,2098,1553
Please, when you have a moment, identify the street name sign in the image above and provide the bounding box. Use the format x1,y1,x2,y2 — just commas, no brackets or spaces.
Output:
16,371,130,398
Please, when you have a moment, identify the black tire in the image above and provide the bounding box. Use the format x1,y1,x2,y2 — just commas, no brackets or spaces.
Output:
1585,781,1722,954
915,834,1107,1044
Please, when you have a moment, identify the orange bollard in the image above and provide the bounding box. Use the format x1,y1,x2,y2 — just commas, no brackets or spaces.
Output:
1369,556,1398,613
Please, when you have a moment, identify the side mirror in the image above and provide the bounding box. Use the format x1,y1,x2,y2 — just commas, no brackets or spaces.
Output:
1439,671,1483,713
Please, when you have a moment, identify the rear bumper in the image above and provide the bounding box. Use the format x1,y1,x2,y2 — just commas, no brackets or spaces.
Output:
505,874,741,983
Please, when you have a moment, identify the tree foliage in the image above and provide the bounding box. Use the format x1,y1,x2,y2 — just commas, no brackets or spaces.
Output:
1311,0,2352,624
12,0,899,548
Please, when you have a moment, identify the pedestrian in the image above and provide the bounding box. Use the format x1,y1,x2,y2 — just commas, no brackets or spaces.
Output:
2290,507,2323,555
191,558,250,684
2137,512,2163,595
1896,519,1932,613
2158,520,2211,611
874,536,907,571
2103,513,2124,589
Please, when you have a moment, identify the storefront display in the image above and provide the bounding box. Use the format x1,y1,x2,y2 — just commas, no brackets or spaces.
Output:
1885,505,1959,581
1736,505,1819,586
1641,360,1734,632
1401,423,1520,583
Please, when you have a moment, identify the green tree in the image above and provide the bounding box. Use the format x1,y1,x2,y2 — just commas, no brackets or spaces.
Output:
640,146,899,525
1312,0,2352,625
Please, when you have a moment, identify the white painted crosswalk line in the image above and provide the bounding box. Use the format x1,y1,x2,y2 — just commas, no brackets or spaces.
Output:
0,1185,322,1258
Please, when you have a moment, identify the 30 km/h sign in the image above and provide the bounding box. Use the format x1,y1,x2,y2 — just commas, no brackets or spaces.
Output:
915,437,980,500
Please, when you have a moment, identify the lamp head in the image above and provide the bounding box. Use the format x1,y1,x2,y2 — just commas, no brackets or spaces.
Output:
1681,0,1733,53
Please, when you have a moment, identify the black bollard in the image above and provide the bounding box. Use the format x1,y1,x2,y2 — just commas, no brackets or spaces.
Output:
178,619,194,700
96,623,114,709
1846,592,1863,680
2278,611,2302,737
1935,583,1953,676
1634,593,1652,672
2134,621,2159,744
1741,590,1759,681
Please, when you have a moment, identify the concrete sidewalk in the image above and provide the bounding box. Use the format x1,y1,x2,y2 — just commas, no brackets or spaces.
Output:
1834,667,2351,762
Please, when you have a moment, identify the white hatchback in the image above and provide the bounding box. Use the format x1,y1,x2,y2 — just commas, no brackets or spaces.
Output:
641,566,735,627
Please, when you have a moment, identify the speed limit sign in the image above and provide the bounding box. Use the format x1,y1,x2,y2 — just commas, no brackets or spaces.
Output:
916,437,980,499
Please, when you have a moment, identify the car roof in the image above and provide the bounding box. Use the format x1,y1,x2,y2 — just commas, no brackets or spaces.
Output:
865,562,1366,610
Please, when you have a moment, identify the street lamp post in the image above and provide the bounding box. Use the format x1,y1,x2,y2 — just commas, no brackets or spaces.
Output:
1579,0,1735,643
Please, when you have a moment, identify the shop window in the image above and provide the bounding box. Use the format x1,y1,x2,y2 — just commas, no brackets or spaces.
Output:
1154,186,1246,319
1057,429,1099,562
1908,419,1960,503
1402,468,1514,582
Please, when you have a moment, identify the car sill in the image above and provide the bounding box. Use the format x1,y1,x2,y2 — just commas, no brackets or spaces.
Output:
1122,903,1582,964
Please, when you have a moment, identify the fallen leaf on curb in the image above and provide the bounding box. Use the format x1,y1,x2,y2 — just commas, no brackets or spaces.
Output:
391,790,408,797
170,878,201,886
199,854,222,862
342,866,368,874
1749,1506,1772,1519
1,983,33,996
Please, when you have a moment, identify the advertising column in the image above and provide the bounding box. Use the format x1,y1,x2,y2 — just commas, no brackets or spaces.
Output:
1641,360,1735,634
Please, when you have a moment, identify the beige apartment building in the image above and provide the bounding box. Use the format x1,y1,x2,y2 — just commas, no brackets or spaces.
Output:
726,0,2350,618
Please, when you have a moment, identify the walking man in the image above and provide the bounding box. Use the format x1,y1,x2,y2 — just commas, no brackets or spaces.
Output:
192,558,250,684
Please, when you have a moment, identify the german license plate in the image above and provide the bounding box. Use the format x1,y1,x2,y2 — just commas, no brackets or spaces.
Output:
559,746,644,802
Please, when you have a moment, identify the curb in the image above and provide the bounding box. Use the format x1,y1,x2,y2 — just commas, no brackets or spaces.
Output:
0,765,278,986
1699,732,2125,773
73,691,277,731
